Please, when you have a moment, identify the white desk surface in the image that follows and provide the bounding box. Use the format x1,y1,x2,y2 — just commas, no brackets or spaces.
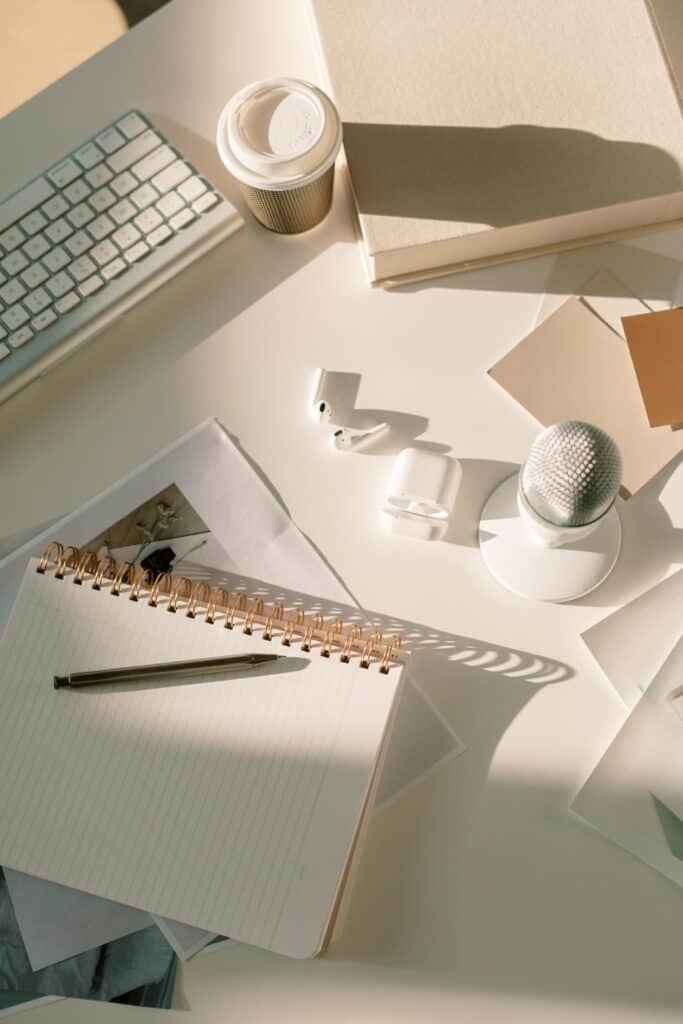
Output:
1,1,682,1021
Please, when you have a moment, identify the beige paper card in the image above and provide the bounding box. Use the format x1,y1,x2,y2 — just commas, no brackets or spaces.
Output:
488,297,683,495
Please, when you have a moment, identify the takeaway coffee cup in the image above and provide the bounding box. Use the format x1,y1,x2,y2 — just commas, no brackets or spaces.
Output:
216,78,342,234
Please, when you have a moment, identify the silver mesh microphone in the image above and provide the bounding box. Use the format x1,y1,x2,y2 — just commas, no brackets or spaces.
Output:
521,421,622,528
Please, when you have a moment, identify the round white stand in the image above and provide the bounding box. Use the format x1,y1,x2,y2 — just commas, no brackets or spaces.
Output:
478,474,622,603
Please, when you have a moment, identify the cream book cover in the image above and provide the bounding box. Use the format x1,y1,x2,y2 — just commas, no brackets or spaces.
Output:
309,0,683,286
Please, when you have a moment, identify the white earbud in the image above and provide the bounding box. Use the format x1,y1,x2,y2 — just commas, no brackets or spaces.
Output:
312,399,333,423
311,369,335,423
331,423,390,452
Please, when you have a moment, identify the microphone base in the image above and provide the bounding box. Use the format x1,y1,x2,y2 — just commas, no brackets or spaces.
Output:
479,474,621,603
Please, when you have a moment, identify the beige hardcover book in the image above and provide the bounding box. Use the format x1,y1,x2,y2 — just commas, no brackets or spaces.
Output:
309,0,683,287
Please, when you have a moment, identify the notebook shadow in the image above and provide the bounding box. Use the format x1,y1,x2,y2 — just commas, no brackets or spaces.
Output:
177,562,574,689
343,122,683,226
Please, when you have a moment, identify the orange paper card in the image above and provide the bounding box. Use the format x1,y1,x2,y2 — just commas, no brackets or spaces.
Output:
622,308,683,427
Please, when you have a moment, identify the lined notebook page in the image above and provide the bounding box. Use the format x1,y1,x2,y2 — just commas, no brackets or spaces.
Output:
0,562,402,958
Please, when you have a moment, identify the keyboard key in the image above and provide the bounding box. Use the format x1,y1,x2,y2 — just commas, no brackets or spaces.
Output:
24,287,51,314
69,255,96,282
0,226,26,252
147,224,172,246
2,305,29,330
169,208,195,231
90,187,116,213
41,194,70,220
1,250,29,276
48,158,80,188
23,233,50,260
31,308,58,332
66,230,93,257
102,257,126,280
9,325,33,347
0,177,53,234
110,198,136,225
108,129,160,173
85,163,113,189
74,142,103,169
68,202,95,228
134,208,162,233
116,112,147,139
91,239,118,266
64,178,92,204
20,263,48,289
78,274,104,296
123,240,149,263
192,192,219,214
178,176,206,202
46,271,73,298
45,218,73,244
156,192,184,218
43,246,70,273
96,126,126,153
152,160,191,194
0,279,26,304
0,342,10,360
112,224,140,250
19,210,48,236
132,145,174,182
131,183,158,210
88,214,115,240
55,290,81,313
111,171,137,197
0,325,6,341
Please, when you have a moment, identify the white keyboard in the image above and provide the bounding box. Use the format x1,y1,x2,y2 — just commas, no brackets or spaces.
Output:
0,110,243,403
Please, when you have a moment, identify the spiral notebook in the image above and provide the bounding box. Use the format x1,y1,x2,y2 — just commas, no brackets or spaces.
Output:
0,544,406,959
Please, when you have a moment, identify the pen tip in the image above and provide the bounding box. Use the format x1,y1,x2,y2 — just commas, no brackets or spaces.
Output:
54,676,67,689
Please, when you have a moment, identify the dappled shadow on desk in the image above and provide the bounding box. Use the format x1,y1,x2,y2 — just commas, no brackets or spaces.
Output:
344,122,683,226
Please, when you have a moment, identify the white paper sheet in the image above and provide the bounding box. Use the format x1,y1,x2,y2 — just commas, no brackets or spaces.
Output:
572,636,683,889
582,568,683,708
0,419,462,970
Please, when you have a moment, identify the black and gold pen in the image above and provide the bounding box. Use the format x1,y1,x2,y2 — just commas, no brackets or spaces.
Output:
54,653,280,689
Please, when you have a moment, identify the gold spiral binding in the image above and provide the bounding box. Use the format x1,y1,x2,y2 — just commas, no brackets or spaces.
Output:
37,541,63,574
205,587,229,624
167,576,192,613
243,597,263,635
55,545,80,579
35,542,406,671
225,592,246,630
186,581,211,619
301,614,323,652
111,561,135,596
73,550,97,585
129,568,150,602
92,556,116,591
148,571,173,606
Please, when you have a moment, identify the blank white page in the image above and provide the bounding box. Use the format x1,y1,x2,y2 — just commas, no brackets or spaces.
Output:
0,562,402,958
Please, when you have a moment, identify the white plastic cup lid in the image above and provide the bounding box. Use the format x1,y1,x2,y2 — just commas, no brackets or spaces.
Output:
217,78,342,191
